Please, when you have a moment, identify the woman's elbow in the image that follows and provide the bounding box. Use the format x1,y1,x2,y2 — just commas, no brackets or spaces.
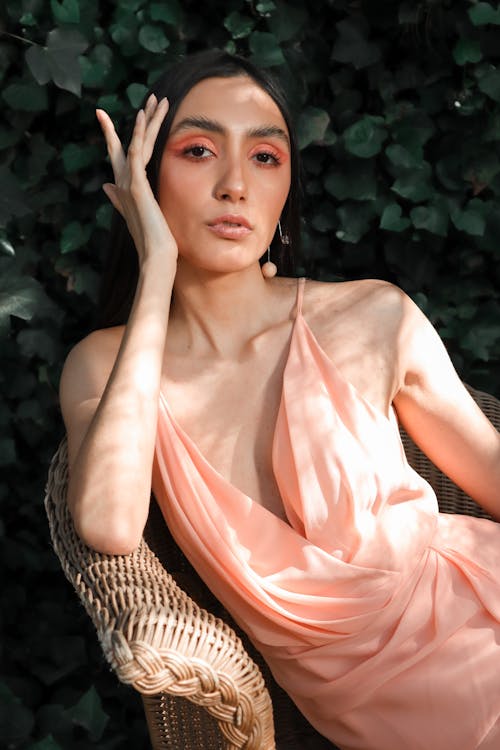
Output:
74,515,144,555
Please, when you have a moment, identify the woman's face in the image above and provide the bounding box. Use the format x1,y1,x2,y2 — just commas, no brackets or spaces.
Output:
158,75,291,274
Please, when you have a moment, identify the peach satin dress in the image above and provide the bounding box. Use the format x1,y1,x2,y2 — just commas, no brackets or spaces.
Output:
153,278,500,750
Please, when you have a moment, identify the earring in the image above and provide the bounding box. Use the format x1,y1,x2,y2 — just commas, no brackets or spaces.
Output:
278,220,290,246
261,246,277,278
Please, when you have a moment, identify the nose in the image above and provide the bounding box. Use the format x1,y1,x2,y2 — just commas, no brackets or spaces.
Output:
213,153,247,202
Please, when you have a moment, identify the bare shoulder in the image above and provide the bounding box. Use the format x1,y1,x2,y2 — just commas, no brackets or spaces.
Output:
59,325,125,407
303,277,413,332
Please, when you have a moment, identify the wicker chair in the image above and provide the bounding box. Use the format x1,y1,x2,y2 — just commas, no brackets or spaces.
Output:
44,385,499,750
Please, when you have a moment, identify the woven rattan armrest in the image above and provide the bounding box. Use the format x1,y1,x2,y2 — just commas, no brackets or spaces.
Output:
44,439,275,750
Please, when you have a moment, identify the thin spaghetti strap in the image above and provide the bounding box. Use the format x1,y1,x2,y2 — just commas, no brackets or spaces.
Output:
295,277,306,317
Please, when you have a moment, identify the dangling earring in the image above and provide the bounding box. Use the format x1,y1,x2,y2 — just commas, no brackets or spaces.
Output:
261,246,277,278
278,220,290,246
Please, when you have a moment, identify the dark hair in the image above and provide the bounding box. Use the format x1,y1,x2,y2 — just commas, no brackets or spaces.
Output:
98,49,302,328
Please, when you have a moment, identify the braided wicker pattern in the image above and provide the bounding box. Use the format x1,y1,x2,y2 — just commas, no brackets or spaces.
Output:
44,439,275,750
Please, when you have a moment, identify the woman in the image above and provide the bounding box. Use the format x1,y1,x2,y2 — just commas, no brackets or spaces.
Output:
59,50,500,750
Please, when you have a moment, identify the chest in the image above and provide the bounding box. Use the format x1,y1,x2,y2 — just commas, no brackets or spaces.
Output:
160,317,397,519
161,332,291,520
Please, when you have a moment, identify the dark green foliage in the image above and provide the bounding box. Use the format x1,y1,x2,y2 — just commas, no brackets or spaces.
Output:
1,0,499,747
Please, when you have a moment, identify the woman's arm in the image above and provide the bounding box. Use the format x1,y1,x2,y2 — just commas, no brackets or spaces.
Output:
392,291,500,519
59,95,177,555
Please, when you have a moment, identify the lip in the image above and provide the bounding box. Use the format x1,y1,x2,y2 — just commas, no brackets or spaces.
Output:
207,214,253,239
208,214,252,229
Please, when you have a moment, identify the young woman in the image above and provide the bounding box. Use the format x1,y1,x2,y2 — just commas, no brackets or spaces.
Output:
59,50,500,750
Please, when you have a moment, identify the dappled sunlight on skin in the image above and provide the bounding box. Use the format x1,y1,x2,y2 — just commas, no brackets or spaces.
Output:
160,304,294,523
153,283,500,749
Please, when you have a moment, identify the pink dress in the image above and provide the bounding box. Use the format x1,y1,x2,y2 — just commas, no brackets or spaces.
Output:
152,278,500,750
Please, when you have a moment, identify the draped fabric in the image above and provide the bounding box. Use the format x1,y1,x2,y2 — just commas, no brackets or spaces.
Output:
153,278,500,750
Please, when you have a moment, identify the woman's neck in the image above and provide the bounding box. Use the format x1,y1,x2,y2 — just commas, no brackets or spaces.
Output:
168,263,286,358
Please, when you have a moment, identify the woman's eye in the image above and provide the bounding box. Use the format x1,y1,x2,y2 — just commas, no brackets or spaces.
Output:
254,151,280,165
184,145,212,158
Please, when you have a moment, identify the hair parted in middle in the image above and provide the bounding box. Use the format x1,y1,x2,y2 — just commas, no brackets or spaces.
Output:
98,48,302,329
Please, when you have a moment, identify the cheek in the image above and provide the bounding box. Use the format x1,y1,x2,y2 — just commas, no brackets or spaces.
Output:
157,162,195,222
259,168,291,214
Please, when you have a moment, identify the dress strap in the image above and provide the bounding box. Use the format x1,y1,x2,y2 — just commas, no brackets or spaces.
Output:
295,277,306,317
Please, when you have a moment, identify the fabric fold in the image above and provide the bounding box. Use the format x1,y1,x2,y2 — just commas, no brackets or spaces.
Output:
152,278,500,750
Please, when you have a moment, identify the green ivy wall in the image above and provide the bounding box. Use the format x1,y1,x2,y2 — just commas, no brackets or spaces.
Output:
1,0,499,747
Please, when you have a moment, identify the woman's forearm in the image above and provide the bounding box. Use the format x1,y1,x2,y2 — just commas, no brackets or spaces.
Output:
67,254,175,554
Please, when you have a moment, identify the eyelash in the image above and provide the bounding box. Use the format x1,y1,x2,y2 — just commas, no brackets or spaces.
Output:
181,144,282,166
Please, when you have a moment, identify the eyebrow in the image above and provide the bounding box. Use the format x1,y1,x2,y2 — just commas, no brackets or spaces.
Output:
169,115,290,149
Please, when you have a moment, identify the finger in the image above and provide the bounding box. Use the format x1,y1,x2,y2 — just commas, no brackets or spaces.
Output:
102,183,124,215
143,93,157,125
143,97,169,164
96,109,126,175
128,108,147,170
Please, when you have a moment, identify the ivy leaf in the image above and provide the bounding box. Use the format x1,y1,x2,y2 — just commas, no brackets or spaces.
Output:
380,203,411,232
24,46,51,85
0,166,31,226
17,329,61,364
0,683,35,744
60,220,92,253
450,202,486,236
462,325,500,360
453,38,482,65
61,143,100,173
390,112,435,158
0,128,20,150
224,11,255,39
27,735,64,750
0,437,17,466
96,93,123,115
126,83,149,108
256,0,276,15
96,203,113,229
67,686,109,741
149,0,182,25
391,165,434,202
343,115,387,158
249,32,285,67
385,143,423,169
410,203,448,237
50,0,80,24
2,81,48,112
80,43,113,89
468,2,500,26
26,28,88,96
297,107,331,149
267,1,308,42
0,234,15,256
477,67,500,102
336,202,375,243
325,161,377,201
138,24,170,52
0,272,52,328
20,12,37,26
332,18,381,69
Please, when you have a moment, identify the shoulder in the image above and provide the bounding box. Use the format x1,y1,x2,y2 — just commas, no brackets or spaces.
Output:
302,277,416,332
304,277,405,307
60,326,125,406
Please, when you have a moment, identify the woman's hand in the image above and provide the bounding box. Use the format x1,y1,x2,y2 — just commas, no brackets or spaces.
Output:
96,94,178,268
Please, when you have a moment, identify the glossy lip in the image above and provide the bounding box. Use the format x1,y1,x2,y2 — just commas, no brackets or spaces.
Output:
208,214,252,229
207,214,253,239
